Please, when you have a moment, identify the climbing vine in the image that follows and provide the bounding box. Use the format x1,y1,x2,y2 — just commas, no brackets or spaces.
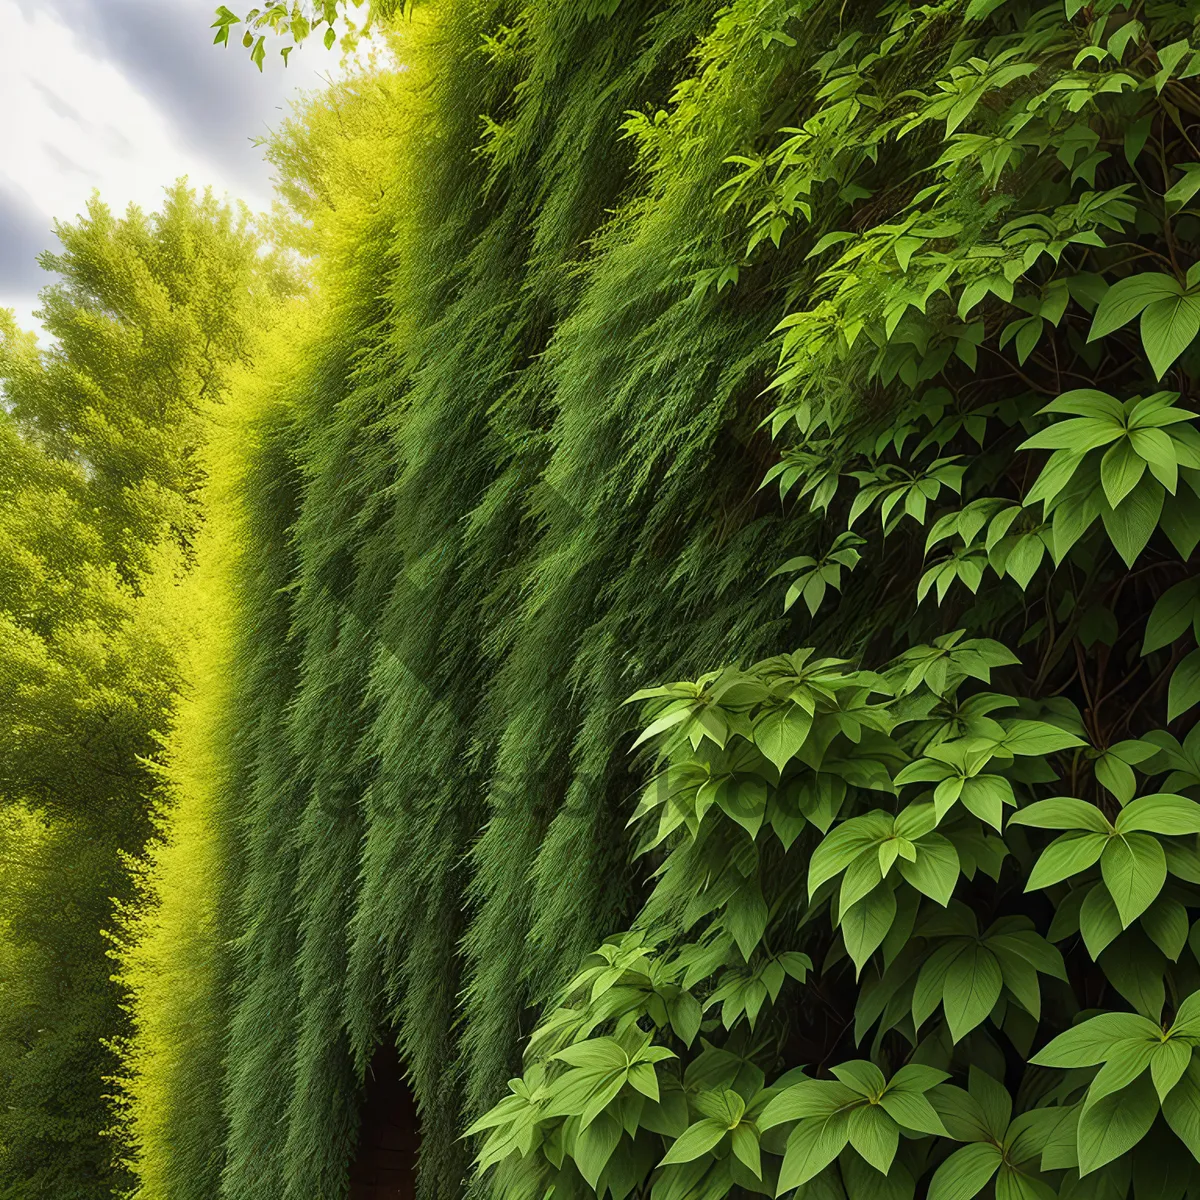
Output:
470,3,1200,1199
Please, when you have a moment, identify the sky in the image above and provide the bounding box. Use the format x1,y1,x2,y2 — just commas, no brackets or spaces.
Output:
0,0,358,336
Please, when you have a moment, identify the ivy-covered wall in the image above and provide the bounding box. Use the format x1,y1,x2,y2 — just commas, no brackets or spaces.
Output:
118,3,1200,1200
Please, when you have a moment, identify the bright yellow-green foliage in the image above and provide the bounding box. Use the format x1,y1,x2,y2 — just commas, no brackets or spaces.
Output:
27,1,1200,1200
112,329,301,1200
111,33,429,1200
0,185,293,1198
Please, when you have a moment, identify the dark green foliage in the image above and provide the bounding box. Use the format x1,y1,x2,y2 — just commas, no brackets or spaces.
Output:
119,2,1200,1200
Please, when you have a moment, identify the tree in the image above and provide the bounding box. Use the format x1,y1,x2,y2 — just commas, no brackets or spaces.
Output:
0,183,293,1199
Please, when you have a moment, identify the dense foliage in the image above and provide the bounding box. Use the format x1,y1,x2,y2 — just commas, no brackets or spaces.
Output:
465,2,1200,1199
0,187,289,1198
12,1,1200,1199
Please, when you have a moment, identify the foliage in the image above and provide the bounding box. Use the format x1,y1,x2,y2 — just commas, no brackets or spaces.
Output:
464,1,1200,1199
210,0,400,67
102,1,1200,1200
0,186,289,1198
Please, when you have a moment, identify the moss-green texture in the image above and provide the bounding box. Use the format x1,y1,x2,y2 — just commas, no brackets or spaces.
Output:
121,4,835,1197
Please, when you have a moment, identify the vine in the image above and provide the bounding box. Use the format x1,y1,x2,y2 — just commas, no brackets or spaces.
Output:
471,3,1200,1199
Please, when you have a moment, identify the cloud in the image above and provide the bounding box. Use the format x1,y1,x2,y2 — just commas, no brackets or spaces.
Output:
0,185,55,292
18,0,331,198
42,144,87,177
29,80,87,126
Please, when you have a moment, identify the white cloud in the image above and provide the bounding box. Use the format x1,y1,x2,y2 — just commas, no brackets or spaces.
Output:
0,0,363,337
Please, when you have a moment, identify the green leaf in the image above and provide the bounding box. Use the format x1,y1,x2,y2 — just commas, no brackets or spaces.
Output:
1150,1038,1192,1102
1009,798,1110,832
574,1112,622,1188
994,1167,1057,1200
943,944,1004,1042
726,881,769,961
1001,721,1087,755
1076,1075,1159,1175
1026,831,1108,891
779,1115,851,1191
555,1039,627,1070
760,1080,858,1128
1162,1057,1200,1159
659,1117,728,1166
831,1061,886,1097
841,885,897,977
731,1123,761,1179
1089,274,1182,342
847,1103,899,1174
928,1142,1003,1200
1032,1011,1159,1067
1101,478,1165,568
810,815,894,895
1101,439,1147,509
1094,753,1136,804
1142,896,1189,961
898,834,960,906
1141,294,1200,380
1080,884,1123,959
1082,1039,1157,1112
1115,793,1200,835
877,1088,950,1136
1169,649,1200,722
754,705,813,772
1101,833,1167,926
1142,579,1200,654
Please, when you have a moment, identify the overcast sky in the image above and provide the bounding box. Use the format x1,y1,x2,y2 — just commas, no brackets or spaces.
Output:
0,0,358,336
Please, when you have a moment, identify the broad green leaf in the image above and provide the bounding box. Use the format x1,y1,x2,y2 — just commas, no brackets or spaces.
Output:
830,1061,886,1097
576,1113,624,1190
1082,1039,1157,1111
731,1123,761,1178
928,1142,1002,1200
898,834,959,906
1101,477,1165,568
659,1117,728,1165
1080,884,1123,959
1076,1075,1159,1175
994,1166,1058,1200
1141,294,1200,380
914,942,966,1031
841,884,897,977
1169,649,1200,721
574,1112,623,1188
1032,1012,1160,1067
1150,1038,1192,1102
1102,833,1167,926
1009,798,1110,832
886,1064,950,1094
943,943,1003,1042
1115,793,1200,835
877,1088,949,1136
1162,1057,1200,1159
1100,439,1146,509
754,705,813,772
1141,896,1189,961
847,1103,898,1174
1142,579,1200,653
759,1080,860,1128
1000,720,1087,755
1025,831,1108,891
809,814,894,896
1089,274,1182,342
555,1039,627,1070
778,1115,851,1191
